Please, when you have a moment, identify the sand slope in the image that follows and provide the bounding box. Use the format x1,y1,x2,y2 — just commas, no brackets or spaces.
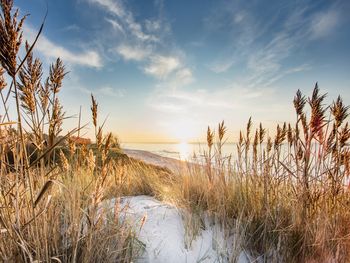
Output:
100,196,250,263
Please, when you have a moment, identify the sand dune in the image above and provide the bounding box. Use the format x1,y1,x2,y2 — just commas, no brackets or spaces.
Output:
123,149,192,173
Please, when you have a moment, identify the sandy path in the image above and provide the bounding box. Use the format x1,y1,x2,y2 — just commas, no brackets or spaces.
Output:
99,195,249,263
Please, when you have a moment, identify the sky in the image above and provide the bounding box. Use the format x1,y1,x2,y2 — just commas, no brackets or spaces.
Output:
14,0,350,143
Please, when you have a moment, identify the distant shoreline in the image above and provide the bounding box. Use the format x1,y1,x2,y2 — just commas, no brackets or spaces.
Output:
123,148,193,173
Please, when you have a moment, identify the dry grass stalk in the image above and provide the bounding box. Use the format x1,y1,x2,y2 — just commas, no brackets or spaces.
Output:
0,0,26,76
0,2,140,261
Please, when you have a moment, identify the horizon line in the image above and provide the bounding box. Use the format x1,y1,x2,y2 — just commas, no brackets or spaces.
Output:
121,141,237,144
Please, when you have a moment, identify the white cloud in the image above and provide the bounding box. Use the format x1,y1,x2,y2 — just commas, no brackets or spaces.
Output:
144,55,181,79
89,0,126,17
88,0,193,89
247,32,291,75
88,0,158,42
234,12,246,24
105,18,125,34
98,86,125,97
117,45,150,61
208,4,342,83
310,10,339,39
175,68,193,84
147,85,286,138
152,66,194,91
221,7,317,88
77,85,125,98
61,24,80,32
145,19,161,32
150,85,269,114
210,60,235,73
24,25,102,68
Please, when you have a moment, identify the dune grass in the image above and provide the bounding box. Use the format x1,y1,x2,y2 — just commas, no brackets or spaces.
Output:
1,1,350,262
162,86,350,262
0,2,144,261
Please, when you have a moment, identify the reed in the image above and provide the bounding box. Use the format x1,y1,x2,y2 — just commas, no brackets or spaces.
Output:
168,84,350,262
0,2,140,261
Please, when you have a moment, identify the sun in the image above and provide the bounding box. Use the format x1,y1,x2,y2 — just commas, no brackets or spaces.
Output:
177,141,191,160
172,128,193,143
166,119,198,143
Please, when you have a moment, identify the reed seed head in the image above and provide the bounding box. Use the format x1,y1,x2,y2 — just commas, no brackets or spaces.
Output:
59,149,69,171
267,136,272,154
339,123,350,149
49,98,64,142
104,132,112,155
253,130,258,160
0,66,6,90
259,123,266,144
48,58,66,94
39,80,50,111
308,83,327,137
245,117,252,151
331,96,349,129
294,89,306,117
287,123,293,146
91,94,98,128
239,131,243,146
87,149,96,171
0,0,26,76
207,126,214,149
97,126,103,148
218,120,226,142
274,123,287,149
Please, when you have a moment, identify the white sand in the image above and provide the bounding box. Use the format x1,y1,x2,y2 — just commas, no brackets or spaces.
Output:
114,149,251,262
100,196,250,263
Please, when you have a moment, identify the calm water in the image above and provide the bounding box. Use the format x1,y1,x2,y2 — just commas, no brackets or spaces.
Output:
122,142,237,161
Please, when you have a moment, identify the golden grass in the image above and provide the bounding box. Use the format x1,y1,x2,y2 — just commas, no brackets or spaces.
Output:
158,84,350,262
0,2,143,261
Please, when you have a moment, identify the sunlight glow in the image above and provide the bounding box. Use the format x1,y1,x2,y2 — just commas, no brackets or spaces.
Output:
176,142,191,160
164,119,200,143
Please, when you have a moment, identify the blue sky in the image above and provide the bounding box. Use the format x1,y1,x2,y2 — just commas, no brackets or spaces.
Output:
16,0,350,142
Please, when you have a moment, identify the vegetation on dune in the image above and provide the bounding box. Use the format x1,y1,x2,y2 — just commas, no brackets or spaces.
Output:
178,84,350,262
1,0,350,262
0,1,145,261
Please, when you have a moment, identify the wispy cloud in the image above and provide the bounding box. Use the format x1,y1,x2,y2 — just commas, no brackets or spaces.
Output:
116,45,151,61
78,85,125,98
144,55,181,79
88,0,159,42
105,18,125,35
150,85,275,113
88,0,193,89
244,7,340,88
207,3,342,91
60,24,80,32
310,9,339,39
210,60,236,73
145,19,162,33
24,24,103,68
174,68,194,86
97,86,126,97
149,2,341,132
147,84,285,138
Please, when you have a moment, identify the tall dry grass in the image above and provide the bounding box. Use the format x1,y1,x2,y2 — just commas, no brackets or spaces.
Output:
0,2,143,262
99,82,350,261
159,84,350,262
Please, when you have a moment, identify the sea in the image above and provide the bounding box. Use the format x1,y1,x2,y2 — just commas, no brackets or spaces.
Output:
121,142,237,161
